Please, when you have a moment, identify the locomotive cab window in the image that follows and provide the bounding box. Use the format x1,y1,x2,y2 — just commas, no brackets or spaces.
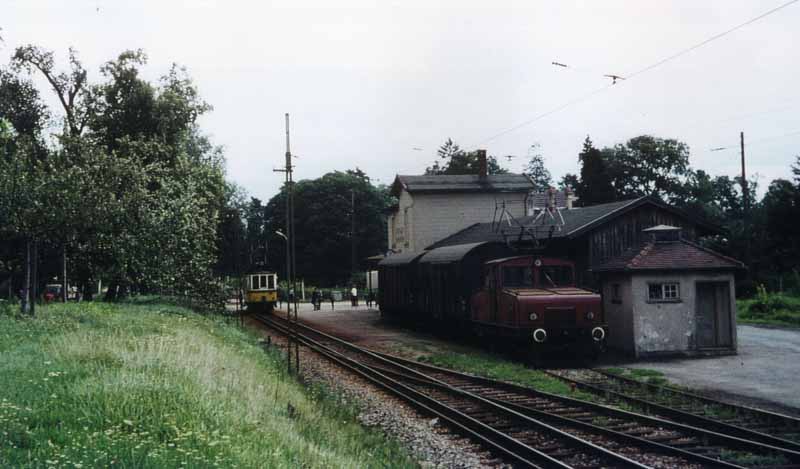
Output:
503,266,533,287
539,265,573,288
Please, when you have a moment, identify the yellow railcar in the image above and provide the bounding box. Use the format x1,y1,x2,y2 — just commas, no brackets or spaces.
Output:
245,271,278,313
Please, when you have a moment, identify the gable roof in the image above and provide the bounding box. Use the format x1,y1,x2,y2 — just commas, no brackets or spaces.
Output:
426,196,719,250
391,174,534,197
592,239,744,272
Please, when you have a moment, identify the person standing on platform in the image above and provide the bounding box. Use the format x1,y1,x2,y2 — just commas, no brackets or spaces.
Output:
350,285,358,307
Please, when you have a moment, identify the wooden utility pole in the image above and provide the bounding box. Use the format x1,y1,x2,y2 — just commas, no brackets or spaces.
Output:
740,131,748,213
741,131,751,277
274,113,299,374
31,239,37,317
61,245,67,302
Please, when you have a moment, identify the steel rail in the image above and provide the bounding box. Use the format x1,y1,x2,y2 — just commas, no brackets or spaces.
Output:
545,369,800,453
264,312,800,466
372,350,800,468
594,369,800,429
255,314,649,468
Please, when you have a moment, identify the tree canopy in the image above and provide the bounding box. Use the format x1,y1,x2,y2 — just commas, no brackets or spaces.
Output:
263,169,392,286
0,45,232,311
425,138,508,175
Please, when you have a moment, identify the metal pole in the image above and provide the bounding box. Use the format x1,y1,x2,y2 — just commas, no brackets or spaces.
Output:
351,189,356,276
31,239,37,317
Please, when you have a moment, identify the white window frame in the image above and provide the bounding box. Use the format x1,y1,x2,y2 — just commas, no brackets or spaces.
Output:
647,282,681,302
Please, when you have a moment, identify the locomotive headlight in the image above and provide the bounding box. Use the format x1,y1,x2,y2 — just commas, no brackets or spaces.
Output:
586,311,595,321
529,312,538,321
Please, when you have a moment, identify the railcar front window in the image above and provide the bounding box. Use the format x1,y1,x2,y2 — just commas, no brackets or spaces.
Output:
503,266,533,287
540,266,573,288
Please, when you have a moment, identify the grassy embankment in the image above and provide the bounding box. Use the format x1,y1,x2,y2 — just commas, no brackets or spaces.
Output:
737,288,800,328
0,300,415,468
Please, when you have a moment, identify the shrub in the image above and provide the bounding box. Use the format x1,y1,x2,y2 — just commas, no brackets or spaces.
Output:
749,284,791,317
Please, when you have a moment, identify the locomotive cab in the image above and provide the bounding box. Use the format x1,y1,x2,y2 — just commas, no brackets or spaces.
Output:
471,256,606,356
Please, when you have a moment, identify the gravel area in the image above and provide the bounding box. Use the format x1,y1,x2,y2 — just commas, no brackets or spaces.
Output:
247,317,508,469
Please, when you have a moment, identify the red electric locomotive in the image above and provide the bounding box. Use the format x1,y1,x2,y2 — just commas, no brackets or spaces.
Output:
471,256,606,356
378,241,607,359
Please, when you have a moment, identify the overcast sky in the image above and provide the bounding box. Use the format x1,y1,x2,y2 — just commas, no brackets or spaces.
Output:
3,0,799,201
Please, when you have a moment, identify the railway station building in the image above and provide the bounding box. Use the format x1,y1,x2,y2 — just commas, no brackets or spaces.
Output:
387,169,534,254
422,196,745,357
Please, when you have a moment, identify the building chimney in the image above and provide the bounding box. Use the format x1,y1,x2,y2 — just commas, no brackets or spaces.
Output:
477,149,488,179
547,186,556,212
564,187,573,210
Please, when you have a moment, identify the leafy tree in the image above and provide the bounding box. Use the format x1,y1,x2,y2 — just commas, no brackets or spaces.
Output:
523,143,552,189
12,45,88,137
264,169,392,286
425,138,508,175
602,135,691,201
576,136,615,205
559,173,579,191
244,197,267,269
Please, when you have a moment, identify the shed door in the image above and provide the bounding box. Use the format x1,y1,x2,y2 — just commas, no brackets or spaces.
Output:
695,281,732,348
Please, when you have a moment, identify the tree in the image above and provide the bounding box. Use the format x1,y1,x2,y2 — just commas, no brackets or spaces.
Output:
602,135,691,201
576,136,615,205
523,143,552,189
559,173,579,191
12,45,88,138
264,169,392,286
425,138,508,175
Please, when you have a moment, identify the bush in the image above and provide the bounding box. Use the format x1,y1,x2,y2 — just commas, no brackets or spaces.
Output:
749,285,791,317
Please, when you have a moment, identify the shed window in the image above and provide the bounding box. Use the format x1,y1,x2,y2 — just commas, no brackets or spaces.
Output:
648,282,680,302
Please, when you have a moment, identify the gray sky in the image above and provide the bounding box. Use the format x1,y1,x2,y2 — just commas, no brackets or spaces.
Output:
3,1,799,201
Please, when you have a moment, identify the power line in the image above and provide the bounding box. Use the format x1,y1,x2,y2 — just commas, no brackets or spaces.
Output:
471,0,799,148
710,129,800,152
625,0,800,80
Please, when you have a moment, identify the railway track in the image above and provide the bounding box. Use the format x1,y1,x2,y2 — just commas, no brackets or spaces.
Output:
255,313,800,468
545,368,800,452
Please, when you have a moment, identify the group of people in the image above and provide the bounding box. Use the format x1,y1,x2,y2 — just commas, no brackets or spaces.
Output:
303,286,376,310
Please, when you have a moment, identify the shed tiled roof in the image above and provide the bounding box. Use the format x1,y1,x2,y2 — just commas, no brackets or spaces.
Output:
392,174,534,196
592,240,744,272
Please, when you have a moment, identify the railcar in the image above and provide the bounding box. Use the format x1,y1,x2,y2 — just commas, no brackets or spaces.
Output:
244,271,278,313
378,241,606,357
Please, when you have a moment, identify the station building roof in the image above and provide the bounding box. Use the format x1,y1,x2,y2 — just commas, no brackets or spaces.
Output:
391,174,534,197
426,196,719,250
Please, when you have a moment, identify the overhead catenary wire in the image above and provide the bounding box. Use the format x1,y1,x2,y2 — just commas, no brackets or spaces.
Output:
710,129,800,152
470,0,800,149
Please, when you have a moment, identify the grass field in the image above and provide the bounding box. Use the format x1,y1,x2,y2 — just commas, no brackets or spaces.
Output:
0,300,415,468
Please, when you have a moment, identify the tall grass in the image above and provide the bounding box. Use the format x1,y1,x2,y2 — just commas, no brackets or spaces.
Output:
0,301,415,468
